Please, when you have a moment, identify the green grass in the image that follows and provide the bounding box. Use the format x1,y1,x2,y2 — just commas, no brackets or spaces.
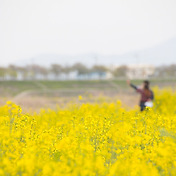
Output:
0,79,176,97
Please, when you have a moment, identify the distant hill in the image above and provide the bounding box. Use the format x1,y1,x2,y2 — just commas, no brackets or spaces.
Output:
14,37,176,67
121,37,176,65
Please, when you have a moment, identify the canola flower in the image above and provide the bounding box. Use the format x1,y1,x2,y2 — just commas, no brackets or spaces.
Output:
0,89,176,175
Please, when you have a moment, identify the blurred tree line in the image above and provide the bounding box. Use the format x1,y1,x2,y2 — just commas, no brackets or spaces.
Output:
0,63,176,80
0,63,108,80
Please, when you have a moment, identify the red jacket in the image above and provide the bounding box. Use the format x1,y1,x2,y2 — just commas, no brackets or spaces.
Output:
130,84,154,103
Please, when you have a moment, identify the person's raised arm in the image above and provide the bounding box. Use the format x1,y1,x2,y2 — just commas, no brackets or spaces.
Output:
126,80,138,90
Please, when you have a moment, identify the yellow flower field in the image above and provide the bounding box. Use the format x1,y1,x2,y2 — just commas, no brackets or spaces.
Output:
0,88,176,176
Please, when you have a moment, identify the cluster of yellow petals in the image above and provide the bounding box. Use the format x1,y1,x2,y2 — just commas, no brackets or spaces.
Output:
0,88,176,175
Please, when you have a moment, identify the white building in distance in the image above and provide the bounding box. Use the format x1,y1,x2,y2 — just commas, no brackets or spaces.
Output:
126,64,155,79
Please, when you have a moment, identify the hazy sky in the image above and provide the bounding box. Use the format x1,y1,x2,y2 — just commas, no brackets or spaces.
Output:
0,0,176,65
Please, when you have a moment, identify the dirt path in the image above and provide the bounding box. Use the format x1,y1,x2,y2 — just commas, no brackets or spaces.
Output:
8,90,139,113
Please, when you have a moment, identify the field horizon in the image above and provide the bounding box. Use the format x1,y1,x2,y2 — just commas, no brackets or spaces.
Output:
0,79,176,112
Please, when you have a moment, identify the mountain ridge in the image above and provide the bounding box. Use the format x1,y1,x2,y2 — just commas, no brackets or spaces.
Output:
13,37,176,67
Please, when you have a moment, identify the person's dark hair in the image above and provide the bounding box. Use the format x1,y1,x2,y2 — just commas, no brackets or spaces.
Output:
144,80,150,86
144,84,150,91
143,80,151,97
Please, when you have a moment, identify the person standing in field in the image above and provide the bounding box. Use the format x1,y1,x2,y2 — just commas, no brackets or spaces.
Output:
127,80,154,111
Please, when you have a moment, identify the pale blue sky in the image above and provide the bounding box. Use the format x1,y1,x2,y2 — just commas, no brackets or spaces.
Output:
0,0,176,65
